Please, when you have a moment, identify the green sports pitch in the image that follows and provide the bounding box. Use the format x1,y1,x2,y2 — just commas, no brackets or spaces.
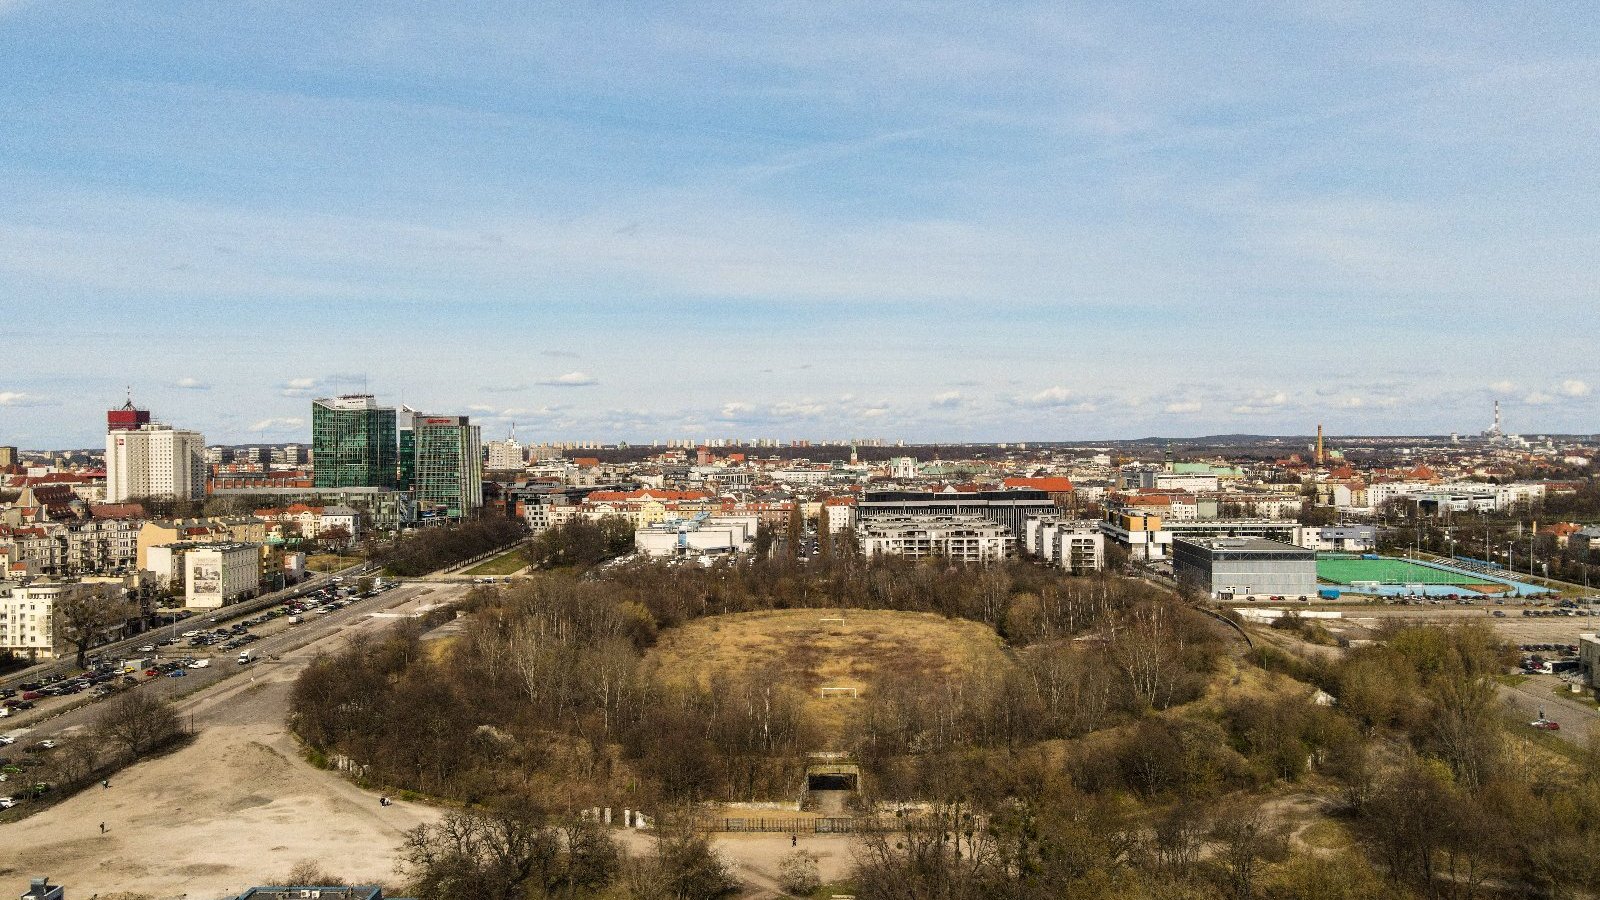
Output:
1316,555,1482,586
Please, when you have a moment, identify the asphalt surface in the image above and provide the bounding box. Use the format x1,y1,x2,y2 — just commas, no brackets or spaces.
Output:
1496,674,1600,747
1,562,376,691
3,580,458,744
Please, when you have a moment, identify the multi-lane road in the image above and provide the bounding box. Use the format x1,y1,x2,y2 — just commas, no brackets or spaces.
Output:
2,576,447,745
1,562,377,693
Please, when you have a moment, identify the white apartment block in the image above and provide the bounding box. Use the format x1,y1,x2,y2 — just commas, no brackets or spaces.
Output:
823,502,858,534
857,516,1013,564
106,423,206,502
0,582,67,659
184,543,261,610
1024,516,1105,573
486,439,526,471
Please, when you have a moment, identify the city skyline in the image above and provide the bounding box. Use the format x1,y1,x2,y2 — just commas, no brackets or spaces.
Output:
2,3,1597,445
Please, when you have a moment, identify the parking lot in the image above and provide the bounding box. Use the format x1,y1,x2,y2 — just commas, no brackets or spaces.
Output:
1,579,399,751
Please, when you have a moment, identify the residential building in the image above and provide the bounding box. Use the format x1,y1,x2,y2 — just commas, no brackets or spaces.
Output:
183,542,261,609
1171,537,1317,600
319,505,360,538
106,423,206,502
411,415,483,519
311,395,398,489
0,580,68,659
1024,516,1105,572
859,489,1056,539
822,497,858,534
0,446,16,467
136,517,268,570
1294,525,1378,553
858,516,1013,563
486,438,525,471
1100,512,1172,560
208,486,415,531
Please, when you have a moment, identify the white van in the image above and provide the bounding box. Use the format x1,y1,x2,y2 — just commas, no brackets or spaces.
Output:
237,650,255,665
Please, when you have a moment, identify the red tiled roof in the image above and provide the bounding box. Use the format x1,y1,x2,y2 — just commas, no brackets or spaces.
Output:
89,503,146,520
1003,476,1075,493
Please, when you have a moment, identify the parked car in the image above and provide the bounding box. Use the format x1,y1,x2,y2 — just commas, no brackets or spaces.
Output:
1531,719,1561,731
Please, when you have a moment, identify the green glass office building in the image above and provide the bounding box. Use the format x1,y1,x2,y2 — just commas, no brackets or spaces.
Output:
410,415,482,518
311,396,398,489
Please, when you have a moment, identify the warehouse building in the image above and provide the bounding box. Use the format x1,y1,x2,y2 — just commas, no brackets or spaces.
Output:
1171,537,1317,600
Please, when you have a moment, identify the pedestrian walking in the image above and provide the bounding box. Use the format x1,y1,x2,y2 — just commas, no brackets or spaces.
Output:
99,822,106,834
791,833,797,847
102,779,109,789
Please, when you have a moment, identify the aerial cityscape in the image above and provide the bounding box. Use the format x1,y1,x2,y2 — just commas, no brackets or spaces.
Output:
2,3,1599,900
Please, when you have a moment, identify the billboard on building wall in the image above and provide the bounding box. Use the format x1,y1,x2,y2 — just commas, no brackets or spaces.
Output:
192,562,221,595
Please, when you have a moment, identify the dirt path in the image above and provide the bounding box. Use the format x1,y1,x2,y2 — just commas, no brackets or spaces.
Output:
0,581,864,897
0,586,459,897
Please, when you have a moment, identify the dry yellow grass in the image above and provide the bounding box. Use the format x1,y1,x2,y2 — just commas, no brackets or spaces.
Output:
644,608,1013,740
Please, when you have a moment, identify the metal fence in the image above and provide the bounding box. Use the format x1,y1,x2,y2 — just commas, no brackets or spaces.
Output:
693,816,888,834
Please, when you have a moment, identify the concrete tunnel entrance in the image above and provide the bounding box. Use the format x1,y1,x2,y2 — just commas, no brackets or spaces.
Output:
802,755,861,814
806,771,859,792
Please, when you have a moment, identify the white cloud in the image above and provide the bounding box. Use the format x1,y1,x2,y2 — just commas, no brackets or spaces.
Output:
174,376,211,390
719,401,753,419
248,417,305,432
931,391,964,408
1163,401,1202,414
770,400,826,419
540,372,597,387
1231,391,1290,415
1560,379,1590,398
1524,391,1555,405
1488,380,1517,396
1020,386,1075,408
467,404,496,413
861,407,888,418
0,391,49,407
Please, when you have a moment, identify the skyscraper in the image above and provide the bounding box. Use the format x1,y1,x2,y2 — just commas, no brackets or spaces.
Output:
311,395,398,489
396,406,417,491
106,423,206,502
411,414,482,519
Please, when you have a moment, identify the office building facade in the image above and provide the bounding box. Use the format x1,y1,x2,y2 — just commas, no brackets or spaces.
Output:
311,396,397,489
412,415,482,519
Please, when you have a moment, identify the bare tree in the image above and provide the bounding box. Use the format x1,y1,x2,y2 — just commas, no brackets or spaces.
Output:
52,582,136,669
93,689,183,762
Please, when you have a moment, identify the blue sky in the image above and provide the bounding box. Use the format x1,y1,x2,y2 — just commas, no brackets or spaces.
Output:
1,1,1596,447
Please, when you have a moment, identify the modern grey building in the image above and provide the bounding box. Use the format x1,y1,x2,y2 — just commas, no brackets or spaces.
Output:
859,490,1056,538
1171,537,1317,600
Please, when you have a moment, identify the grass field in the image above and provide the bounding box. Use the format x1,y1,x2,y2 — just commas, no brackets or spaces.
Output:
644,609,1013,742
463,546,530,576
305,553,362,573
1317,556,1481,586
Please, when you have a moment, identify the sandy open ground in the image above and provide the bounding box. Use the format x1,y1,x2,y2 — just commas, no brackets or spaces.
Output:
0,584,865,899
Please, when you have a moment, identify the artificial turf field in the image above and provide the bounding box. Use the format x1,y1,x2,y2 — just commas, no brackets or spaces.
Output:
1316,555,1482,586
